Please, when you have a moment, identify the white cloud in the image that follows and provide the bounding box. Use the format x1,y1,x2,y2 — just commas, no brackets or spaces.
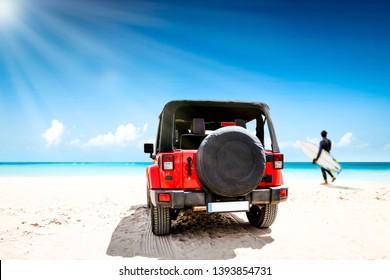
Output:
279,137,318,150
334,132,353,147
86,123,142,147
305,137,319,144
142,123,148,132
42,120,64,146
279,140,301,149
280,133,356,150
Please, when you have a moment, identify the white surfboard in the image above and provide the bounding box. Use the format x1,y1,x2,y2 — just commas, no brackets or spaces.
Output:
300,141,342,174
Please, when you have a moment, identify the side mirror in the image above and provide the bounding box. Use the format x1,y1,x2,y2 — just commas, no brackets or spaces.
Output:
144,143,154,158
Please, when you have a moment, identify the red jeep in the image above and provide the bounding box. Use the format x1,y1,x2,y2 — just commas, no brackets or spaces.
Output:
144,100,288,235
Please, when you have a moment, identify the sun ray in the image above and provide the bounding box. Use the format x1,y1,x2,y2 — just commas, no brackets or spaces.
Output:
0,0,254,114
0,0,17,25
40,0,165,28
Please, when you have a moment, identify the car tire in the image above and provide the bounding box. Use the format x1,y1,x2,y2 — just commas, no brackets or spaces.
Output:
151,205,171,235
246,204,278,228
196,126,266,197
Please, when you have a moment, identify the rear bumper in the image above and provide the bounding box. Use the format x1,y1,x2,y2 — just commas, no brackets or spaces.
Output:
150,187,288,209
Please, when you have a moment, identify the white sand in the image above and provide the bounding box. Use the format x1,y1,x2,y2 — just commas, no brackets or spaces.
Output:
1,175,390,260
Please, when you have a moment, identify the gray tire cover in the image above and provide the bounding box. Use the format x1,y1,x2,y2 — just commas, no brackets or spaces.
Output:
196,126,265,197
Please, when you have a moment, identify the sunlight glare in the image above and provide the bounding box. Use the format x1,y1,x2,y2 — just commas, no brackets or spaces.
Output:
0,0,18,25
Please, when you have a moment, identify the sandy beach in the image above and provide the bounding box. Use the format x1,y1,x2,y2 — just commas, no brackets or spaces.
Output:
1,175,390,260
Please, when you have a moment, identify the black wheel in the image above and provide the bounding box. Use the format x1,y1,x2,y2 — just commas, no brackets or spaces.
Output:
151,204,171,235
246,204,278,228
196,126,266,197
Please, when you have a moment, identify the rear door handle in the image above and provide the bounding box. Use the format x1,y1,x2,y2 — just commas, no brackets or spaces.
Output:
187,157,192,176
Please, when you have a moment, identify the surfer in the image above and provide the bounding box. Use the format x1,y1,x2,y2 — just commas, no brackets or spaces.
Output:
314,130,336,185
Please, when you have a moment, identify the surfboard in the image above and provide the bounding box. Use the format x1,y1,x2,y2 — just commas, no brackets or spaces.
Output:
299,141,342,174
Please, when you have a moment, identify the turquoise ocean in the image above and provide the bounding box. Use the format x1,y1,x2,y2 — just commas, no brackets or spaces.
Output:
0,162,389,181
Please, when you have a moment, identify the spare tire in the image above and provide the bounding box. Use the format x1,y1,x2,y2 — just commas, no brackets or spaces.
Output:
196,126,265,197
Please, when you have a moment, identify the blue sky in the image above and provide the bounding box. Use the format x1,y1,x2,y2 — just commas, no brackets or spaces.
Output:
0,0,389,162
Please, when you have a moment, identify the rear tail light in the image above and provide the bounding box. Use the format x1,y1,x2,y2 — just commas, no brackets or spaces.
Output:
273,153,284,169
158,193,171,202
221,122,235,127
280,189,288,198
162,154,174,170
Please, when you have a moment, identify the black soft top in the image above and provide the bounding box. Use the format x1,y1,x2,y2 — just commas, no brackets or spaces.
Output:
157,100,280,153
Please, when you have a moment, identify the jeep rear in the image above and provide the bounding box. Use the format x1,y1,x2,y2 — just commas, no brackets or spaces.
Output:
144,100,288,235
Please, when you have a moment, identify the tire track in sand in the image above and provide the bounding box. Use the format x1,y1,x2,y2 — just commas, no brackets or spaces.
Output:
226,212,271,239
141,213,177,259
107,206,272,259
